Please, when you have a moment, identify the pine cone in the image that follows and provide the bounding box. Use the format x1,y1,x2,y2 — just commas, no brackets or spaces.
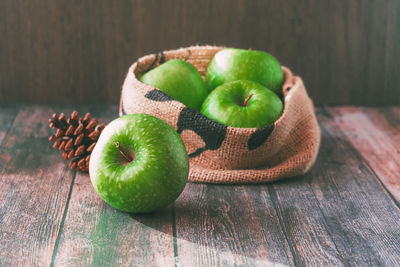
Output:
48,110,105,172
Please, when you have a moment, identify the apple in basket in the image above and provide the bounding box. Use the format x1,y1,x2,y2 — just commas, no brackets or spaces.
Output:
140,59,208,111
200,80,283,128
206,48,284,95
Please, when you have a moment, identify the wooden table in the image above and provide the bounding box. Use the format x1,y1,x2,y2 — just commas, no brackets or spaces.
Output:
0,105,399,266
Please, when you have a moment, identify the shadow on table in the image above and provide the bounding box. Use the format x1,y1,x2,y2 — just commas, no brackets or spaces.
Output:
127,175,310,264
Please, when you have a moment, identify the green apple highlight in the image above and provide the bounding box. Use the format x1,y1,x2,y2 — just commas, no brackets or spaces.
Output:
89,114,189,213
140,59,208,110
206,48,284,94
200,80,283,128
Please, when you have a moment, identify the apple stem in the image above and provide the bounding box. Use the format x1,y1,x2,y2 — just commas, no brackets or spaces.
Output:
115,142,133,162
243,94,253,107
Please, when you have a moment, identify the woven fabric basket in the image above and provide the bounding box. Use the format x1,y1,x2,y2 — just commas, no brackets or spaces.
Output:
120,45,320,183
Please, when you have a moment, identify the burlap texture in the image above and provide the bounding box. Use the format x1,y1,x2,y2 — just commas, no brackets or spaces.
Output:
120,45,320,183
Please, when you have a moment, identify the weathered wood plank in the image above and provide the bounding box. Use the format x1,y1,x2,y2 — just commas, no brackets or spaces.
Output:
53,105,176,266
174,183,296,266
0,106,76,266
271,108,400,266
0,105,18,144
269,180,344,266
384,106,400,124
2,105,398,266
326,107,400,202
53,172,175,266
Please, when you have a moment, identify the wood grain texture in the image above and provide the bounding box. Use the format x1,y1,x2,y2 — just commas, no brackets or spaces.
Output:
0,105,399,266
0,106,18,144
1,0,399,105
269,181,344,266
54,172,175,266
327,107,400,202
174,183,296,266
53,105,176,266
270,108,400,266
0,106,76,266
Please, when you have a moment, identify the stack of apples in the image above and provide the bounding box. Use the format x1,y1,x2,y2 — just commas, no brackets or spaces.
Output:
90,48,285,213
141,48,284,128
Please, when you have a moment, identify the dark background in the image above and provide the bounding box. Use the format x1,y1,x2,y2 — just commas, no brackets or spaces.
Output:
1,0,399,106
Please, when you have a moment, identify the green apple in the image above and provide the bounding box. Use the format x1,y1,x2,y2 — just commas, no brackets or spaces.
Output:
200,80,283,128
89,114,189,213
140,59,208,110
206,48,284,94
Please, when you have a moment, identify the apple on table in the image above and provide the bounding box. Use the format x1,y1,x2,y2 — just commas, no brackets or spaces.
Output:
89,114,189,213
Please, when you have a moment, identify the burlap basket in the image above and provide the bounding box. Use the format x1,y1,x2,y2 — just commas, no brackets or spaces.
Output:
120,45,320,184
